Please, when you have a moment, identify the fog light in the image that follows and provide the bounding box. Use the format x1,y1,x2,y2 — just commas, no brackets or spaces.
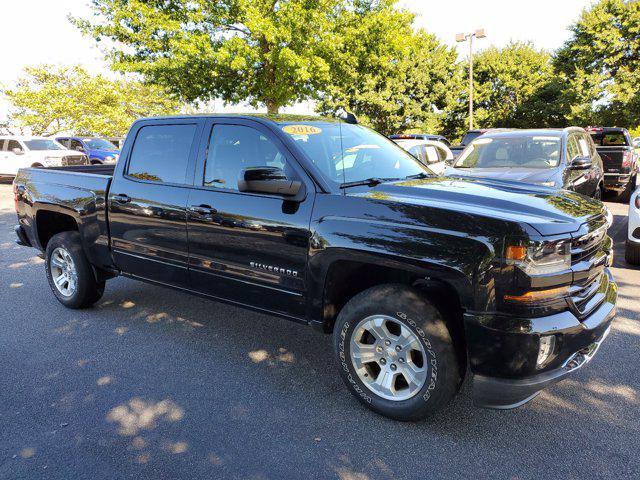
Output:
537,335,556,367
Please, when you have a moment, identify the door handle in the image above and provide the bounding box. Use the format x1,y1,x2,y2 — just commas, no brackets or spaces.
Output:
112,193,131,204
188,204,217,216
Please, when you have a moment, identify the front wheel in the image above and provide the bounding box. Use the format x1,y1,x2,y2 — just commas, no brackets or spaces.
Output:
333,284,460,421
45,231,105,308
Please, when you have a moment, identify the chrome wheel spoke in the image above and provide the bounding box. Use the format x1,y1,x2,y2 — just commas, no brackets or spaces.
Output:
351,343,378,366
373,369,396,396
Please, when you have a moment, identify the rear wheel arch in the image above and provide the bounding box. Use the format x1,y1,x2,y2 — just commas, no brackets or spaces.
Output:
35,209,79,250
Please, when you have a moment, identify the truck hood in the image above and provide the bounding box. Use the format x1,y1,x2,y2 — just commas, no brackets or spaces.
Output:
445,167,556,185
349,176,605,236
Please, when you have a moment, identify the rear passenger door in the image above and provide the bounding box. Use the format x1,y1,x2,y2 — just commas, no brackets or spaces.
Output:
108,119,204,286
186,118,315,319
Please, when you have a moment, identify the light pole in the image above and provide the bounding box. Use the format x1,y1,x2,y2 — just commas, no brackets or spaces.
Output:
456,29,486,130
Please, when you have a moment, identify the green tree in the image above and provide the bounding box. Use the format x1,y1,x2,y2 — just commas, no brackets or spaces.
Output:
318,14,463,136
3,65,179,136
72,0,363,114
555,0,640,126
443,42,567,139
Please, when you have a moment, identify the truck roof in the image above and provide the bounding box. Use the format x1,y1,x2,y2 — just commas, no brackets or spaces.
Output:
136,113,340,125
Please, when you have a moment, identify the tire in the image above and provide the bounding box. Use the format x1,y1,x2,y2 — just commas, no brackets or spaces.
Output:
619,175,637,203
625,239,640,265
333,284,460,421
45,231,105,308
593,183,603,200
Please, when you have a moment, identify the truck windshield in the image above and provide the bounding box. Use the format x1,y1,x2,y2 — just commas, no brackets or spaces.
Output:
23,139,64,151
83,138,118,150
454,136,562,169
281,122,429,186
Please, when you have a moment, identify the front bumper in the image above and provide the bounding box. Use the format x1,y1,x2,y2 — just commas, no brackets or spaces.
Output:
467,270,617,409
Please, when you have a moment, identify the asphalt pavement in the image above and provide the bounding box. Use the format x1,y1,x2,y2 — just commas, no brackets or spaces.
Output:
0,183,638,480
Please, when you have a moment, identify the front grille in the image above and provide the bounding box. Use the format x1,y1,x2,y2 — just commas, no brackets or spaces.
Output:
569,218,611,319
571,222,607,265
62,155,86,166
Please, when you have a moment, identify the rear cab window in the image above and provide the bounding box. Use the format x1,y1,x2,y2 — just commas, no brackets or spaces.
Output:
127,124,197,184
589,130,630,146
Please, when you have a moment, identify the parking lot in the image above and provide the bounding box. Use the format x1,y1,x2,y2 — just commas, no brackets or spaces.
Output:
0,182,638,480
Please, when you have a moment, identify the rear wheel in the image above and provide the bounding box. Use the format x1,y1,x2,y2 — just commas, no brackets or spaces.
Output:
45,231,105,308
625,239,640,265
333,284,460,421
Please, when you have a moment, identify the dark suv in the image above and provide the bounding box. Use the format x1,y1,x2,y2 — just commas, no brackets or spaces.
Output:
448,128,605,199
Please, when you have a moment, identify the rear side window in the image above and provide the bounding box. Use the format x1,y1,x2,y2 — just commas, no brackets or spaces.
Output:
7,140,23,152
127,124,196,184
589,131,629,146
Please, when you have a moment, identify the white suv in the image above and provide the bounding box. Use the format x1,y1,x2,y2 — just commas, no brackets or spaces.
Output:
0,136,89,180
626,187,640,265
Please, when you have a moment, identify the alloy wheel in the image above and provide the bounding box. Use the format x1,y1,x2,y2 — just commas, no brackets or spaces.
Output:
349,315,428,401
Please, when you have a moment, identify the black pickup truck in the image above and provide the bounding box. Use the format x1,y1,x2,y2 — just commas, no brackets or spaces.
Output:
587,127,638,200
13,114,617,421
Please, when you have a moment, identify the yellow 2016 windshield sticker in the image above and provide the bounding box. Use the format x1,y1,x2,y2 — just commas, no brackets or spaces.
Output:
282,125,322,135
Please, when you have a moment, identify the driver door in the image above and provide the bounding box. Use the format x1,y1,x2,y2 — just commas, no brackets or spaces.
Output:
186,118,315,319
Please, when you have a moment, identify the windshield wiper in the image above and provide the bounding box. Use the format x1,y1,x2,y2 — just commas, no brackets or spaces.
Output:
404,172,431,179
339,177,399,188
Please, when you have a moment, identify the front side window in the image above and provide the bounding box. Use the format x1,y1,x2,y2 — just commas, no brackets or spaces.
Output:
407,145,427,164
23,139,63,151
7,140,23,152
204,124,288,191
282,122,427,185
455,136,562,169
127,124,196,184
70,139,84,151
566,135,581,161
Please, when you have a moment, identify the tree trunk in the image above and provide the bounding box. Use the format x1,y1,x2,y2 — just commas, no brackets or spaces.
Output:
266,100,279,115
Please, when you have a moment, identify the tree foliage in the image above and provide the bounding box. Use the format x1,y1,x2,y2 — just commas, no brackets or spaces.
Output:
72,0,356,113
555,0,640,126
3,65,179,136
317,15,462,136
443,42,568,139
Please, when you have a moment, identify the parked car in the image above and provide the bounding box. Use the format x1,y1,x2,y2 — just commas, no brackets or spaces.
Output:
13,114,616,421
391,138,453,175
632,137,640,149
626,187,640,265
0,136,89,180
389,133,451,147
586,127,638,201
447,128,605,199
56,136,120,165
449,128,513,157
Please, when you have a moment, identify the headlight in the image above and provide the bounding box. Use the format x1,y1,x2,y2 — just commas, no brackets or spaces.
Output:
104,155,114,163
506,239,571,275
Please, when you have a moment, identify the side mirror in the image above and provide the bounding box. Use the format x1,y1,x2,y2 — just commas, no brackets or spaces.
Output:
238,166,302,196
570,156,592,169
12,148,24,155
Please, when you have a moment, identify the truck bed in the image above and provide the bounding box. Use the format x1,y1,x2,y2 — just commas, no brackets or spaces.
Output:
14,164,115,272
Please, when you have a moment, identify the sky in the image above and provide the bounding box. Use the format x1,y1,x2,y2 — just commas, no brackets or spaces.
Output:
0,0,596,119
